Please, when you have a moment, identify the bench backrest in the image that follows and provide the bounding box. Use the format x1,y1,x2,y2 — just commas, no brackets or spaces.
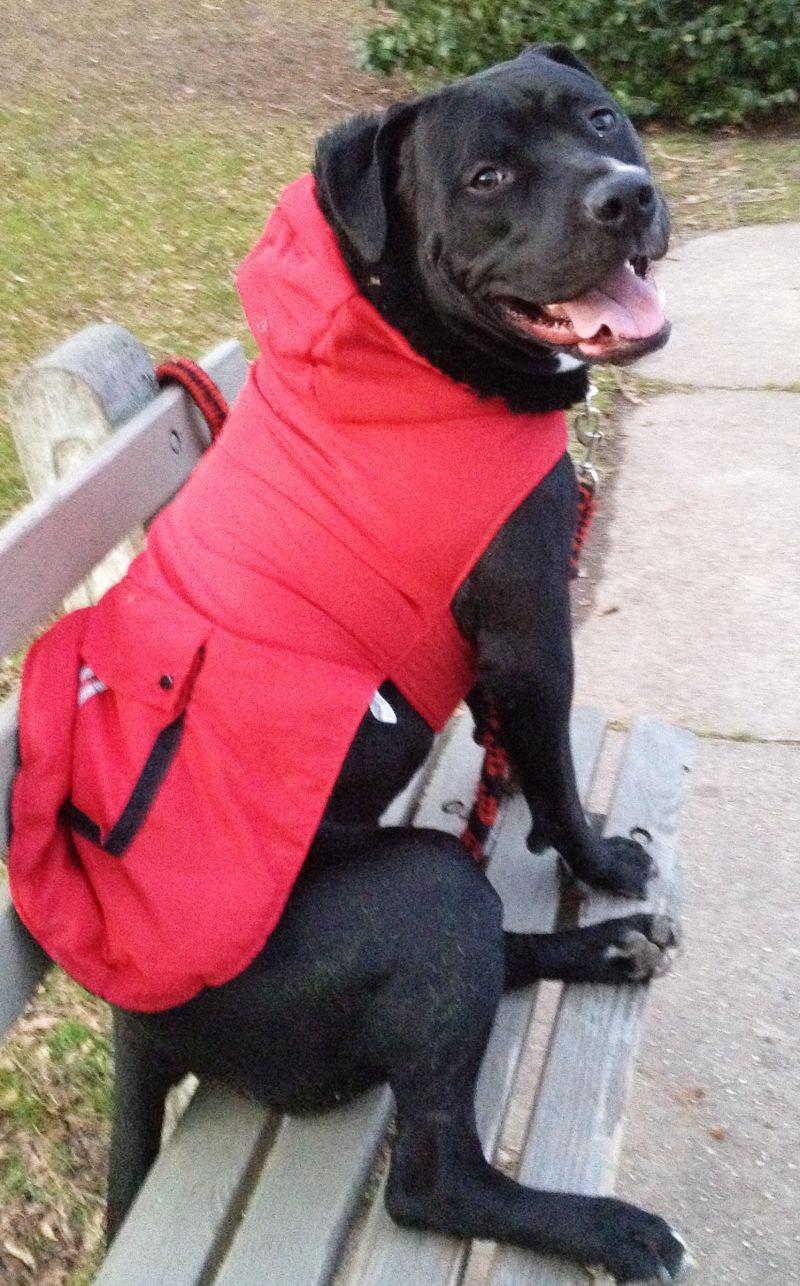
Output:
0,336,250,1039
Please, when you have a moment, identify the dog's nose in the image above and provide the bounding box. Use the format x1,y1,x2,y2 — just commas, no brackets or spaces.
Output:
584,170,656,232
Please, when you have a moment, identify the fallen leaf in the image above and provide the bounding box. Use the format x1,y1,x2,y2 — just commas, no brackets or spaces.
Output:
619,386,644,405
18,1014,60,1035
2,1240,36,1271
654,151,706,166
680,1085,706,1104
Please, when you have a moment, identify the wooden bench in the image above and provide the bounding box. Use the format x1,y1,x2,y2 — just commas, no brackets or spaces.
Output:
0,325,695,1286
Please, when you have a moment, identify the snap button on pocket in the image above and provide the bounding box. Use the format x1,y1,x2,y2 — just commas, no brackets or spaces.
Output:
80,581,212,713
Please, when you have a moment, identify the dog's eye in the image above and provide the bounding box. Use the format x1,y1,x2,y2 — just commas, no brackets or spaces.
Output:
590,109,617,136
469,168,511,193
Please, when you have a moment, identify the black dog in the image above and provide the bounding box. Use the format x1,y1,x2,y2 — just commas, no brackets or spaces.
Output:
109,46,686,1283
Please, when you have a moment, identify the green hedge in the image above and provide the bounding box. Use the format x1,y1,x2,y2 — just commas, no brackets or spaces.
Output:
361,1,800,125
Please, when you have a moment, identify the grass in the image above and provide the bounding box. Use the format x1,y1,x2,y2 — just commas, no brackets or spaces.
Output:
0,100,316,522
0,0,401,522
0,956,111,1283
646,126,800,235
0,3,798,1280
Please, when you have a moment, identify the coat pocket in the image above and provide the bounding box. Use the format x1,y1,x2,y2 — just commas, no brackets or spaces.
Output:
65,580,211,858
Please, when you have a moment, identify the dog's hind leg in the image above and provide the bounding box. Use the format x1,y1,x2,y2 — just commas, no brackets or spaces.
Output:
386,1111,688,1283
107,1009,187,1243
363,839,686,1282
503,913,680,988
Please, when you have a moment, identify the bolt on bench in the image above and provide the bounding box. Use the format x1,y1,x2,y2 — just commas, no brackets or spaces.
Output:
0,325,695,1286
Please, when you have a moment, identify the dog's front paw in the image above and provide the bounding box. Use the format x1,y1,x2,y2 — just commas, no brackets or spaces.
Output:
564,834,656,899
580,1198,691,1284
596,913,680,982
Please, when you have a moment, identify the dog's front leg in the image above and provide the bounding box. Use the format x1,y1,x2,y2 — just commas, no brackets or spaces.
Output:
471,611,652,897
454,455,652,897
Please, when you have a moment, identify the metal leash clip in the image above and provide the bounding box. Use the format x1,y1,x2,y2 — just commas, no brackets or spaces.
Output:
573,382,604,487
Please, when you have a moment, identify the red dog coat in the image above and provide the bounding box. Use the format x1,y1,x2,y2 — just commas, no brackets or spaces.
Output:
9,176,567,1010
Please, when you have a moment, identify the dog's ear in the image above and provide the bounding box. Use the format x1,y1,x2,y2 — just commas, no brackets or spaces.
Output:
314,103,417,265
520,43,598,83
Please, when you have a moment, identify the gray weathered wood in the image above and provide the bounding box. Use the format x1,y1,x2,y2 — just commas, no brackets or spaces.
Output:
93,1083,278,1286
343,709,609,1286
487,718,695,1286
0,692,19,854
214,1086,393,1286
385,709,480,831
489,707,607,934
0,692,50,1037
0,882,50,1041
10,324,159,468
0,340,248,660
9,324,159,608
411,707,486,836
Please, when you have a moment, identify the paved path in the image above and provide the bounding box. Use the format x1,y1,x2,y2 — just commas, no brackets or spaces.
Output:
574,224,800,1283
639,223,800,389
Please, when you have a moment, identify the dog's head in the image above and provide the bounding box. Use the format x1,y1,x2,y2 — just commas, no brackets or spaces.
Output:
315,46,670,392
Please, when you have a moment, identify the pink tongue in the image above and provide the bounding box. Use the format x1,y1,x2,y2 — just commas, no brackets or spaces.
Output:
554,266,664,341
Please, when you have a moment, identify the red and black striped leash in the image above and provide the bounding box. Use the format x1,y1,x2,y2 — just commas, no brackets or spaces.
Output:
156,357,229,442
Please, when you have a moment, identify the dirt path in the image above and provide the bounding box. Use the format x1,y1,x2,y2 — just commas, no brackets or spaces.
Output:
0,0,401,128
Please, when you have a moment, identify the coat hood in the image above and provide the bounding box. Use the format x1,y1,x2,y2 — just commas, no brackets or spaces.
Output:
237,174,519,427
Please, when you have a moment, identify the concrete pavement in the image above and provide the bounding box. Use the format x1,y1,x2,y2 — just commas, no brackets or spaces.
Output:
574,224,800,1283
638,223,800,389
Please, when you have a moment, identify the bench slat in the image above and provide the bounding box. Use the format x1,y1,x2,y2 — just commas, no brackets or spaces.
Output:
93,1083,278,1286
343,806,558,1286
412,709,485,835
379,705,472,828
0,341,248,660
488,707,607,933
343,709,608,1286
0,692,52,1038
0,883,49,1041
213,1086,393,1286
1,692,19,854
487,718,695,1286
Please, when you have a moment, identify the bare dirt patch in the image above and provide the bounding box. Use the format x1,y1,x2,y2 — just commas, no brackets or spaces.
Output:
0,0,403,128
